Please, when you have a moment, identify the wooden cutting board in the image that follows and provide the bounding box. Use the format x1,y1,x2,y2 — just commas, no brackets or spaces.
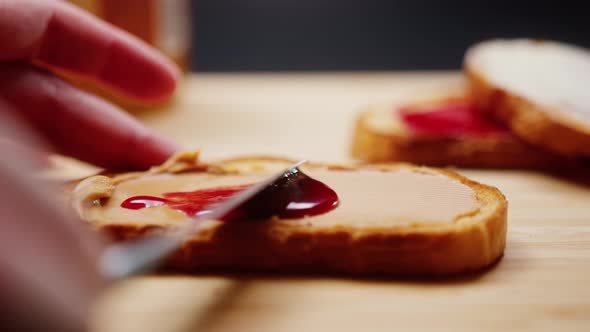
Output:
86,72,590,332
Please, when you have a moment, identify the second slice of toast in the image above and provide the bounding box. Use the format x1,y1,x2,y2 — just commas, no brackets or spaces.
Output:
351,95,565,168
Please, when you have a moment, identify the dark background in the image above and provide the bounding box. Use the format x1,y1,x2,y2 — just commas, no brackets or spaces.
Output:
191,0,588,72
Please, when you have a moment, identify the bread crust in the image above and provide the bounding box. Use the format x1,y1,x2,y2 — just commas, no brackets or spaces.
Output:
72,153,508,277
466,66,590,157
351,104,566,169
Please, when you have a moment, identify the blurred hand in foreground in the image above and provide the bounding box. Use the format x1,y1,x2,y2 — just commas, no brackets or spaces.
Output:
0,0,182,330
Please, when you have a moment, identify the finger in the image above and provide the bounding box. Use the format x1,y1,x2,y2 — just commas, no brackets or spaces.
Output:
0,100,53,169
0,138,52,170
0,63,180,170
0,0,180,104
0,131,106,331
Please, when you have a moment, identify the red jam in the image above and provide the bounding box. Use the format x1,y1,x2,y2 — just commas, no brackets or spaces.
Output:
399,100,508,137
120,168,339,221
121,185,251,216
120,196,169,209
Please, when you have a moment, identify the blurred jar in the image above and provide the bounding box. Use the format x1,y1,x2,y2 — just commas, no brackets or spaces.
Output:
66,0,191,109
68,0,191,70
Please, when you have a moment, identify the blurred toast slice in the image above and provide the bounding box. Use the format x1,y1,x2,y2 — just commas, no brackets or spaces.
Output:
71,151,507,277
466,39,590,157
351,94,566,168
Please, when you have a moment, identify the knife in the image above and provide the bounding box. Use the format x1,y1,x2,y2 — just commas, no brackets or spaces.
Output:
99,160,307,280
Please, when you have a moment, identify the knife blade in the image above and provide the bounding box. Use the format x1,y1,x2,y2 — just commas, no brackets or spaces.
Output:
99,160,307,280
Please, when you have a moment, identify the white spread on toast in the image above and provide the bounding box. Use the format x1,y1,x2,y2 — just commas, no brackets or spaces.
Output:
81,169,479,228
468,40,590,130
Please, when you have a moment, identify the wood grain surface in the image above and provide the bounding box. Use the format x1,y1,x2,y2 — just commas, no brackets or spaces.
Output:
84,72,590,332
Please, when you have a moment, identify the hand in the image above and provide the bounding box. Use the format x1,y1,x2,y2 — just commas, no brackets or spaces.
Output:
0,0,181,169
0,109,105,332
0,0,183,330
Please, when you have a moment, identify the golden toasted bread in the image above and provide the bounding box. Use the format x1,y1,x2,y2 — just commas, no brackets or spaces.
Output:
466,39,590,157
71,151,507,277
351,95,565,168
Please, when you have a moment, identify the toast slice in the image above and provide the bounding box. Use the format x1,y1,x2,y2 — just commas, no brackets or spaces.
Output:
71,151,507,277
466,39,590,157
351,94,565,168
